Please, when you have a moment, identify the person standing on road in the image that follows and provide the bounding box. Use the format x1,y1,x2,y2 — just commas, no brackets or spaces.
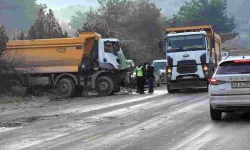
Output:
136,61,145,94
146,62,155,93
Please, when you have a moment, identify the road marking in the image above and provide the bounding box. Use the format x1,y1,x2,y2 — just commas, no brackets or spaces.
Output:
84,133,104,142
169,94,208,109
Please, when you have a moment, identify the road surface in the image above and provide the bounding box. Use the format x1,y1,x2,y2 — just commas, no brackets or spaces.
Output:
0,87,250,150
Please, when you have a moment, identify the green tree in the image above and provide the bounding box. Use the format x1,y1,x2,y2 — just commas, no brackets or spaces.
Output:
69,11,88,29
27,6,67,39
172,0,237,34
0,0,40,30
79,0,164,63
0,25,8,55
15,30,26,40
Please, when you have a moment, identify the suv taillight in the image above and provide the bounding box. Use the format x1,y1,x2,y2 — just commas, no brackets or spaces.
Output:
209,78,226,85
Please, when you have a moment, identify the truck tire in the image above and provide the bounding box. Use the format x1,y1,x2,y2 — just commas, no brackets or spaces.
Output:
167,83,177,93
210,104,222,120
56,78,75,98
96,76,115,96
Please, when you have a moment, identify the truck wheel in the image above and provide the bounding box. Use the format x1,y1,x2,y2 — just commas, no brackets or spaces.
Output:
56,78,75,98
74,86,84,97
210,104,222,120
96,76,115,96
167,83,176,93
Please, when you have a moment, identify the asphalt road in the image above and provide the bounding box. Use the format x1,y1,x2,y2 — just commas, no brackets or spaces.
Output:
1,87,250,150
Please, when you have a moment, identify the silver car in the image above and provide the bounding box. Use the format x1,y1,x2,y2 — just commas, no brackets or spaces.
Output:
152,60,167,83
209,56,250,120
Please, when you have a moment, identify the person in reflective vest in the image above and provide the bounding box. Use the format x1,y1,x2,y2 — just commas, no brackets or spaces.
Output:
136,61,145,94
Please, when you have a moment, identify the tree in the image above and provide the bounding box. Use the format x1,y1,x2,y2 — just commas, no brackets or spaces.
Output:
172,0,237,34
0,0,41,30
78,0,165,63
27,6,68,39
15,30,26,40
69,11,88,29
0,25,8,55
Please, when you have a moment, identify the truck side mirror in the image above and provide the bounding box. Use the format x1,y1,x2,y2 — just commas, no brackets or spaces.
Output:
159,40,163,52
211,36,215,48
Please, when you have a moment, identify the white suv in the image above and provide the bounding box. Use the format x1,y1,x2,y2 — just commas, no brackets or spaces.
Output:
209,56,250,120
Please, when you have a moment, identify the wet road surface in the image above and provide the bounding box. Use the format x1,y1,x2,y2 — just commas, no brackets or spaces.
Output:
1,87,250,150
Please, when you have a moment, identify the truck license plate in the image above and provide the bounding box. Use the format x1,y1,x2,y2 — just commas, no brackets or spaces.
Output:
232,82,250,88
182,76,193,79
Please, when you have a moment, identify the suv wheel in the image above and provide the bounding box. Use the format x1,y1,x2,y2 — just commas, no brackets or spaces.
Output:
210,104,222,120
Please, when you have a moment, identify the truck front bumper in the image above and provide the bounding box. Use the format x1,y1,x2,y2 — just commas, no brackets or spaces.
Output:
168,79,208,90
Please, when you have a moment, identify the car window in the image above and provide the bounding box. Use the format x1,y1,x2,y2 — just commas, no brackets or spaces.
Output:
216,61,250,74
153,62,166,69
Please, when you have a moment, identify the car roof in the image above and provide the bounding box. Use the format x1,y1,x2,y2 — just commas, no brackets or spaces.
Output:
219,55,250,65
153,60,167,63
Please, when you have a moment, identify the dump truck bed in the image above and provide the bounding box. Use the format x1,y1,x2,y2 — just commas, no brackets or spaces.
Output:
3,32,101,74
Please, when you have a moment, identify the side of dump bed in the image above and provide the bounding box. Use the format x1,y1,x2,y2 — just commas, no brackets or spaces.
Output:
4,32,101,74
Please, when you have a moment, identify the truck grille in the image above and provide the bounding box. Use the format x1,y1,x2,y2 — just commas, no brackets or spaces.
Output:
177,60,197,74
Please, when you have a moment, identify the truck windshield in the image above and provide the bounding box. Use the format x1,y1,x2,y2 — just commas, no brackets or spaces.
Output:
153,62,166,70
104,41,121,56
167,34,206,53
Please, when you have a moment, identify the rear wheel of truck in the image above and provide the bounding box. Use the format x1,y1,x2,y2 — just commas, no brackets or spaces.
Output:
56,78,75,98
96,76,115,96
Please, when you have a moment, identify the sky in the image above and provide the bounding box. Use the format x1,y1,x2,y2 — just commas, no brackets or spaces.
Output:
36,0,100,22
37,0,99,10
36,0,187,23
36,0,243,23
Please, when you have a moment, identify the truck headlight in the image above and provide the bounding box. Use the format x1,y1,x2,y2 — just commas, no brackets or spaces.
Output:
203,65,208,71
167,68,172,73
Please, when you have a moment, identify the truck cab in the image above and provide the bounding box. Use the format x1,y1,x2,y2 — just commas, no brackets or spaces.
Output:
159,25,221,93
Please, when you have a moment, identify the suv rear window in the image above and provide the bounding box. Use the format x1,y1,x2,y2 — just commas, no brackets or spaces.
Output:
216,61,250,74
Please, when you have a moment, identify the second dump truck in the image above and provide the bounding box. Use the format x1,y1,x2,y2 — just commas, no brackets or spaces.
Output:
3,32,134,98
159,25,222,93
